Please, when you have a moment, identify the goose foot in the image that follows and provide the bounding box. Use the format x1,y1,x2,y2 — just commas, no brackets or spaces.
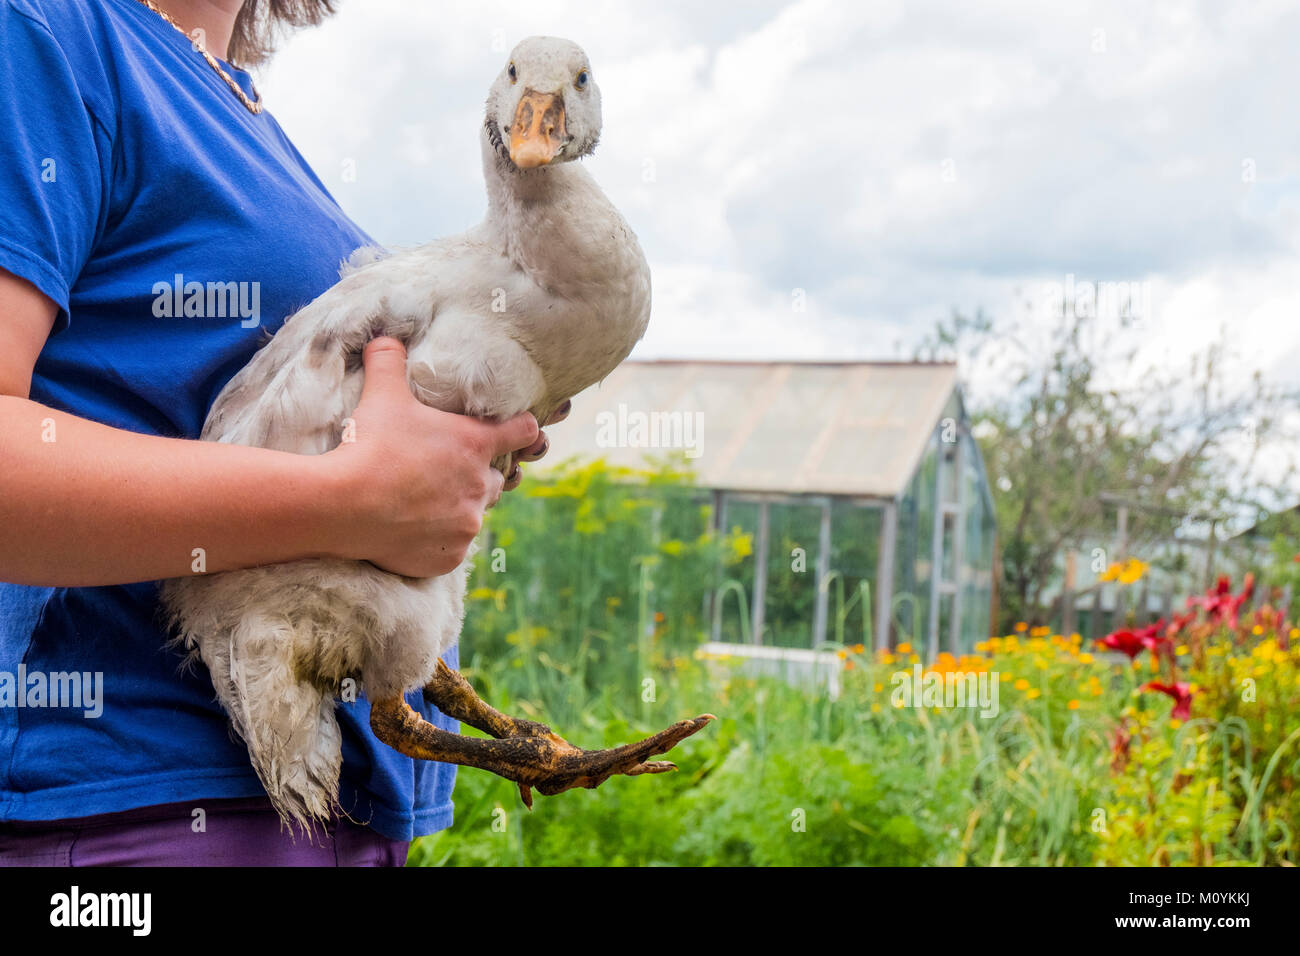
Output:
368,661,713,808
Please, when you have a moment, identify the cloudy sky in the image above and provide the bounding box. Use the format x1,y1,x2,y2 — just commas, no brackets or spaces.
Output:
259,0,1300,410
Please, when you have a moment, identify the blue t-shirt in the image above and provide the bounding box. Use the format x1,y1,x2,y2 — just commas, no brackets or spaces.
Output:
0,0,458,841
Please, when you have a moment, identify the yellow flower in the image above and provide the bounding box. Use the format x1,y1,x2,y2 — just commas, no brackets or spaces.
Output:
1078,652,1094,664
1014,679,1030,691
1117,558,1148,584
1026,688,1042,699
1175,645,1189,656
851,643,866,654
896,642,912,654
871,702,882,713
1014,622,1028,633
1067,699,1080,710
873,683,883,693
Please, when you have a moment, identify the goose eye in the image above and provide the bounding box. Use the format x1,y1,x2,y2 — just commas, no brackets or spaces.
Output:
508,62,517,83
575,69,589,89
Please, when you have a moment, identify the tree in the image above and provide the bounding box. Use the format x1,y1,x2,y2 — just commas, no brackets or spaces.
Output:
916,301,1299,632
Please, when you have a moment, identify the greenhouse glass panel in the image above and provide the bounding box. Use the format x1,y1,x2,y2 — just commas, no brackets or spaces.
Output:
894,430,939,647
829,500,882,649
762,501,824,648
958,432,996,649
715,498,759,644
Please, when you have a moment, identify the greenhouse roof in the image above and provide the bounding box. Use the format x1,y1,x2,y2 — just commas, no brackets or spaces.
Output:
540,360,963,499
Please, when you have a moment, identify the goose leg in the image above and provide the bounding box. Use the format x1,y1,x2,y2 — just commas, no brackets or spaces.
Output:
422,658,555,739
421,659,550,806
372,677,713,809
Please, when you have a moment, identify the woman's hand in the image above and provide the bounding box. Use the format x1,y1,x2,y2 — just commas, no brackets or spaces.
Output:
318,337,539,578
503,397,570,491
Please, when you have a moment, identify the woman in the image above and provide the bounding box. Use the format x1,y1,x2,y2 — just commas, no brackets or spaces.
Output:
0,0,546,865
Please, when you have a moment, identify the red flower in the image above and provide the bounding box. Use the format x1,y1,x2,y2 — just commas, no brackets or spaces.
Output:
1098,629,1145,659
1140,681,1194,721
1187,574,1254,629
1136,618,1174,660
1167,610,1197,638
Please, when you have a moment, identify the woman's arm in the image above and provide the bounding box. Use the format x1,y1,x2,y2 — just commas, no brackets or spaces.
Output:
0,270,538,587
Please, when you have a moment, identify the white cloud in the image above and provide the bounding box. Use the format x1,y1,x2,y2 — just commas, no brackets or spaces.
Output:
256,0,1300,425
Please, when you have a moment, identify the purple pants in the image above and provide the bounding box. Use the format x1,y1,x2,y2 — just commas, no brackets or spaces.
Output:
0,797,410,866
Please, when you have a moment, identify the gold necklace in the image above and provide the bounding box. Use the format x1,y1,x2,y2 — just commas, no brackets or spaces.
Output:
134,0,263,114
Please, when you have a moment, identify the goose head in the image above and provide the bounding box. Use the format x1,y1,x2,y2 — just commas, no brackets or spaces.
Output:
484,36,601,170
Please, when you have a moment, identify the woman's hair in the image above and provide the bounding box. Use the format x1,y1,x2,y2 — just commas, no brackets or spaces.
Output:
228,0,338,67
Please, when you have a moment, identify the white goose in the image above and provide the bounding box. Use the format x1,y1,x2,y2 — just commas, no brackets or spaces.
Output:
160,36,712,831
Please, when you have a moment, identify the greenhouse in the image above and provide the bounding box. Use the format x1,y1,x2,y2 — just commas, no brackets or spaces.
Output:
546,360,999,657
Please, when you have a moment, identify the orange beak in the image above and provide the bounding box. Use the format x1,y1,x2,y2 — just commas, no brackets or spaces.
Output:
508,90,567,168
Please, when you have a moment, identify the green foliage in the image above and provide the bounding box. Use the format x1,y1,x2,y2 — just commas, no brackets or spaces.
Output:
465,455,728,729
407,460,1299,866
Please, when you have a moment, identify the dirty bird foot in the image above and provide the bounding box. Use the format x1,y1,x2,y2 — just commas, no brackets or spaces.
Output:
365,662,714,809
